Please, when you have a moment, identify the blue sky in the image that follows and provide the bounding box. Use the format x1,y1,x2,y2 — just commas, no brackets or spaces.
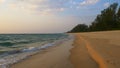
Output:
0,0,120,33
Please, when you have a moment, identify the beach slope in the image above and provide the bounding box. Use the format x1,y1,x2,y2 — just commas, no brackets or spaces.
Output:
11,31,120,68
70,31,120,68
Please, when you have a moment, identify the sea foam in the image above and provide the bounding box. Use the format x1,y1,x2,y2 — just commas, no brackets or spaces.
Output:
0,38,68,68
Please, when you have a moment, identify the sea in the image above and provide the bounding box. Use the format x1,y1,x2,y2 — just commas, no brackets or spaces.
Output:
0,34,69,68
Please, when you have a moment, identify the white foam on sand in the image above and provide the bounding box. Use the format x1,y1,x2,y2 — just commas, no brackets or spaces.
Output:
0,36,72,68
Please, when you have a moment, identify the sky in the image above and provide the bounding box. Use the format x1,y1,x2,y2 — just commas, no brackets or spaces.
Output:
0,0,120,33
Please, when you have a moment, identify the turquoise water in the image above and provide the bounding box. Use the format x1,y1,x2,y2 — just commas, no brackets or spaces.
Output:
0,34,68,51
0,34,67,47
0,34,69,68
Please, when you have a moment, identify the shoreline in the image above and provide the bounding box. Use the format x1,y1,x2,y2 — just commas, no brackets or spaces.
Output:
9,30,120,68
10,36,74,68
0,40,65,68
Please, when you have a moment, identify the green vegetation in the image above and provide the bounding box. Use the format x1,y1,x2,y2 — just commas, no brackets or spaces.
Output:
68,24,88,32
69,3,120,33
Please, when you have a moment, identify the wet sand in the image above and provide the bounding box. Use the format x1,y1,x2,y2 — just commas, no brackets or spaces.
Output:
11,39,74,68
70,30,120,68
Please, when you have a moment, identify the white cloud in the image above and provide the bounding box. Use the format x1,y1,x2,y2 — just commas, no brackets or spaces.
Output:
6,0,96,15
104,2,110,7
0,0,5,4
7,0,69,15
80,0,99,6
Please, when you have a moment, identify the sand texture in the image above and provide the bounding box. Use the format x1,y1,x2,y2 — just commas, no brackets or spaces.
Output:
70,30,120,68
11,31,120,68
11,39,74,68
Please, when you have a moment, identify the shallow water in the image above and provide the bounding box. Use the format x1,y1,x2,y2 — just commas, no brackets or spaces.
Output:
0,34,69,68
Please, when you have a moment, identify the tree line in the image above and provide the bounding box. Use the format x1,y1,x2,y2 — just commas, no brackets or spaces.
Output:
69,3,120,33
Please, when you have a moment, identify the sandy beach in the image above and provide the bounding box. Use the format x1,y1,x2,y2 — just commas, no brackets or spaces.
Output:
70,30,120,68
10,30,120,68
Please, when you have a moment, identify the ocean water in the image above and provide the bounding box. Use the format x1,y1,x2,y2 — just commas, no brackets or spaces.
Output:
0,34,69,68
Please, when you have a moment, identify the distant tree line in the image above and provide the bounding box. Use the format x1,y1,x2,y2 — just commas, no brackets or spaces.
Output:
69,3,120,33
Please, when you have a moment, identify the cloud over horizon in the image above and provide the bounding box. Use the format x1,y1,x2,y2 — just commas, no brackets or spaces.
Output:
3,0,101,15
0,0,119,33
80,0,99,6
7,0,68,15
104,2,110,8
